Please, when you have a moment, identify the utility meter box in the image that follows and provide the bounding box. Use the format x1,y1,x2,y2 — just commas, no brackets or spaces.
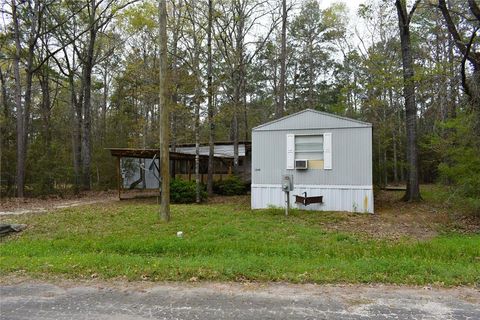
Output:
281,174,293,192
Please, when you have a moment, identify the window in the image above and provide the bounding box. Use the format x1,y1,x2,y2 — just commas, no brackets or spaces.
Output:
286,133,331,170
295,135,324,161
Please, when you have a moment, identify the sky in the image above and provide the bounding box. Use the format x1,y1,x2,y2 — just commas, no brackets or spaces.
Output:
318,0,370,54
319,0,366,11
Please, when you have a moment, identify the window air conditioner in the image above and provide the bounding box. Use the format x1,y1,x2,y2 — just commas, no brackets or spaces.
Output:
295,159,308,170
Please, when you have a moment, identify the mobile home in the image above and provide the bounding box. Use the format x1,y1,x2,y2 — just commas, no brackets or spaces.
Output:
251,109,374,213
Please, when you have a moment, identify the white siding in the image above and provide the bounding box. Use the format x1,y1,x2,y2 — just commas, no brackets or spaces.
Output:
251,184,374,213
252,128,372,185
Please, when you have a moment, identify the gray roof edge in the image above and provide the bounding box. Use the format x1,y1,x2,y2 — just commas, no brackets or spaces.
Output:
252,109,372,131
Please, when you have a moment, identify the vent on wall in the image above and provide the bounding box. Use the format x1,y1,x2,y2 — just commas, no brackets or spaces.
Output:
295,159,308,170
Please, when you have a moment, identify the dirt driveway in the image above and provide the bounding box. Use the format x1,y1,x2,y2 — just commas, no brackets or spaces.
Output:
1,279,479,320
0,191,116,216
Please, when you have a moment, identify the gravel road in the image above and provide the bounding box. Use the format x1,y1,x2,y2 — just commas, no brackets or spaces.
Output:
1,281,479,319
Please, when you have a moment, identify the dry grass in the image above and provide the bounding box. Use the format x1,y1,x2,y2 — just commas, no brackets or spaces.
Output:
310,185,480,240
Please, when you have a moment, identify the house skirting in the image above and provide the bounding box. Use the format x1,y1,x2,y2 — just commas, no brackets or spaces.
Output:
251,184,374,213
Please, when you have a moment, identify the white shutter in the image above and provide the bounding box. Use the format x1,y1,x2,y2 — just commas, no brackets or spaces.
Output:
286,134,295,169
323,132,332,170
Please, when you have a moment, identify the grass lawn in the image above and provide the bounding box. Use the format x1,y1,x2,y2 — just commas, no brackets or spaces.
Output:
1,191,479,286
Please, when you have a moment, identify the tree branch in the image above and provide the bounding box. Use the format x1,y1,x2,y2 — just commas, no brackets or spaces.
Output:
407,0,421,24
461,26,479,100
468,0,480,22
438,0,478,68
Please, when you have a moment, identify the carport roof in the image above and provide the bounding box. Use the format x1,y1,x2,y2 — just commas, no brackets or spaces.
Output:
107,148,224,160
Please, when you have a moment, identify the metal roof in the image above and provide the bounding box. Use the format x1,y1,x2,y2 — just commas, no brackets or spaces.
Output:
252,109,372,131
107,148,226,160
175,144,248,158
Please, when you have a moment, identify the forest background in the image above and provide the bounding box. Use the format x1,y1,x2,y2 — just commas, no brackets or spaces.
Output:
0,0,479,211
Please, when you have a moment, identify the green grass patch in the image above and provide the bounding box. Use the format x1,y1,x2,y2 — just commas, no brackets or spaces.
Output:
1,201,479,285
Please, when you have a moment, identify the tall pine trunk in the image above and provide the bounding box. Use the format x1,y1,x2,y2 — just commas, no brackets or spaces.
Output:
81,2,97,190
207,0,215,195
12,0,24,197
194,96,201,203
396,0,421,201
232,4,245,175
11,0,39,197
276,0,287,119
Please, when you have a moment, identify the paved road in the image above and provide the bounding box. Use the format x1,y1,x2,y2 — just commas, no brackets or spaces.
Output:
1,281,479,319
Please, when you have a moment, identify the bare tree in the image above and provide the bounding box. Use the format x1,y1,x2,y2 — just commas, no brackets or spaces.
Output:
395,0,421,201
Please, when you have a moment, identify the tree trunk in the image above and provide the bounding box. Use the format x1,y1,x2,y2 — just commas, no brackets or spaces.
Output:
74,79,83,193
194,97,201,203
159,0,170,221
276,0,287,119
232,7,245,176
38,69,55,192
193,17,202,204
383,146,388,186
39,71,52,150
232,105,239,175
101,68,108,144
207,0,215,195
11,0,38,197
243,74,248,142
388,88,398,183
392,126,398,184
396,0,421,201
61,43,83,193
0,67,8,120
292,62,298,112
0,67,7,193
447,34,457,119
11,0,24,197
81,1,97,190
308,41,315,109
170,2,180,161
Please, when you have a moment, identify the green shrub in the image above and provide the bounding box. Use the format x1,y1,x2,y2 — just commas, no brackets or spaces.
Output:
434,114,480,198
170,178,207,203
213,175,248,196
430,113,480,215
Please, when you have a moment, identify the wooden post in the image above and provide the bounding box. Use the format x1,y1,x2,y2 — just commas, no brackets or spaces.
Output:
188,160,192,181
116,156,121,200
158,0,170,221
285,191,290,216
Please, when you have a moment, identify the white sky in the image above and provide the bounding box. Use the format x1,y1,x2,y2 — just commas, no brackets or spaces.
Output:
318,0,369,57
319,0,366,11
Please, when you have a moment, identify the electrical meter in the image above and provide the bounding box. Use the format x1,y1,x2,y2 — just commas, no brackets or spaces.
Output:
281,174,293,192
